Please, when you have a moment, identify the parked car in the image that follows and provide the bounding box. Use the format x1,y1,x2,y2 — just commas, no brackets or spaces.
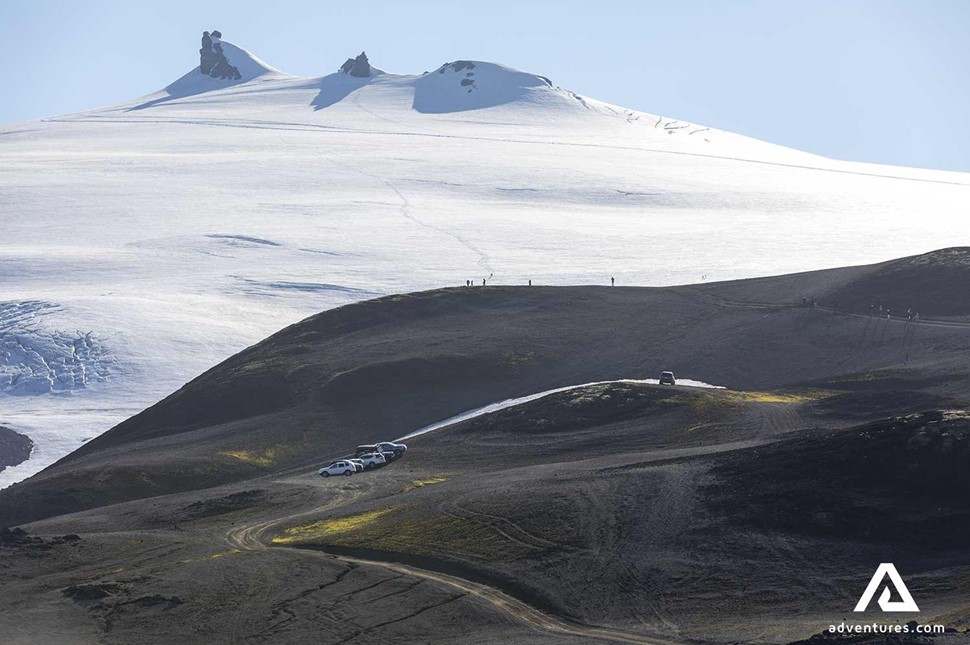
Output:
375,441,408,458
358,453,386,469
325,459,362,472
659,371,676,386
319,461,356,477
356,444,380,456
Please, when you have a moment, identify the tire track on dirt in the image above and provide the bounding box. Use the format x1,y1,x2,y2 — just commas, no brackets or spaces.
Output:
226,489,681,644
755,401,800,437
444,495,588,554
280,547,680,645
224,485,364,642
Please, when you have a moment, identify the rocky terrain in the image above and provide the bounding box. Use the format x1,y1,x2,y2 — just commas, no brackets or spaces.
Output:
2,250,970,644
0,426,33,473
340,51,372,77
199,30,242,80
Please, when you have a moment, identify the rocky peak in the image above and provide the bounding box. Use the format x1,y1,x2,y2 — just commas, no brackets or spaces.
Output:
339,52,372,78
200,30,242,80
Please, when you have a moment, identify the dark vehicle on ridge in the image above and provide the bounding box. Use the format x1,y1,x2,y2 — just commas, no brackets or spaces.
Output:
375,441,407,458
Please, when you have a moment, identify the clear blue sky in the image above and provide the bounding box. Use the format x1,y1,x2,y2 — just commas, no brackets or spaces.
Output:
2,0,968,171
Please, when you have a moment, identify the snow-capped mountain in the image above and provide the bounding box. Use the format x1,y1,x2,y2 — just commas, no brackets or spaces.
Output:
1,35,968,487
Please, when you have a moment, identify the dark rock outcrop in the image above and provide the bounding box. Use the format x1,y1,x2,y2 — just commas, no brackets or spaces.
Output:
0,527,37,546
439,60,476,73
437,61,478,93
199,30,241,81
0,426,32,473
182,490,265,520
63,582,125,602
0,526,81,548
339,52,372,78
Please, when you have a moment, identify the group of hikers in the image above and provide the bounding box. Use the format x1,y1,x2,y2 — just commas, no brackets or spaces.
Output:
870,303,921,322
462,276,617,287
464,273,494,287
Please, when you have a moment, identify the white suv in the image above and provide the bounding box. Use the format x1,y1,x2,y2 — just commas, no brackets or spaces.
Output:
319,461,356,477
358,453,387,469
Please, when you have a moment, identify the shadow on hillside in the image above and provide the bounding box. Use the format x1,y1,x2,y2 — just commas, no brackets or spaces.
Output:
311,74,373,111
127,68,249,111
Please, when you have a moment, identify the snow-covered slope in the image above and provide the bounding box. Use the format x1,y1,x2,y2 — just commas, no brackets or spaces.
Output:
1,40,968,487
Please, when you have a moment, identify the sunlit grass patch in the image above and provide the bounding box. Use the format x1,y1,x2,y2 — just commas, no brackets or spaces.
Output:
402,476,447,493
272,507,399,544
332,513,528,559
274,504,536,560
724,391,821,404
733,392,820,403
177,549,242,565
220,448,279,466
209,549,240,559
672,388,829,418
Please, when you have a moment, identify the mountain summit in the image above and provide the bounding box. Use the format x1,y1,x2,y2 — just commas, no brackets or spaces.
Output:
135,33,733,131
339,51,374,77
196,30,283,82
199,30,242,80
413,60,555,113
127,32,287,109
